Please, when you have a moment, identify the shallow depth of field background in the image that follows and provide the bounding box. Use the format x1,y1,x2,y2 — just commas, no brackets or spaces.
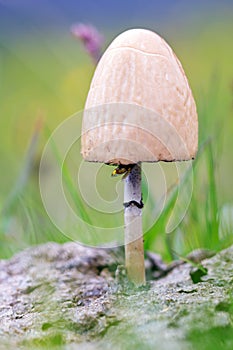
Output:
0,0,233,259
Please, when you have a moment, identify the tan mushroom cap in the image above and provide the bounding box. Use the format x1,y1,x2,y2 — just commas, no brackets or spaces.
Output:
81,28,198,164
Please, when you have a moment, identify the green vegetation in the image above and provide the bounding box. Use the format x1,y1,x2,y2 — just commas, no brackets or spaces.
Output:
0,19,233,261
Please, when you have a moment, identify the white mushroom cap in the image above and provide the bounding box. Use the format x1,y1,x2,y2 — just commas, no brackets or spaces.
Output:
81,28,198,164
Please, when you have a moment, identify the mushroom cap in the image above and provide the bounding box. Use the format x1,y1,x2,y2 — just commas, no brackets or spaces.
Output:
81,28,198,164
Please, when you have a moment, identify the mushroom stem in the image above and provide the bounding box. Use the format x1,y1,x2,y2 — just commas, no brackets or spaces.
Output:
124,163,146,285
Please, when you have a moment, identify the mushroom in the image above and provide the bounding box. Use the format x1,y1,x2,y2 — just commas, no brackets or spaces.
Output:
81,28,198,286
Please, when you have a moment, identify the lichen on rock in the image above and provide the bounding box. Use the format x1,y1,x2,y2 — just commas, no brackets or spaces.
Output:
0,242,233,349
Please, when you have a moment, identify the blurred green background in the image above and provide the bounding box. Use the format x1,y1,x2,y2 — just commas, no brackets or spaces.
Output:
0,0,233,259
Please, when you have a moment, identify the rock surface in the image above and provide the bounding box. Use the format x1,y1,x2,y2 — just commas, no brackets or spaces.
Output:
0,242,233,349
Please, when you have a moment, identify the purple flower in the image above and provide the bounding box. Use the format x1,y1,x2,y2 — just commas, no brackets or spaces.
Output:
71,23,104,64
